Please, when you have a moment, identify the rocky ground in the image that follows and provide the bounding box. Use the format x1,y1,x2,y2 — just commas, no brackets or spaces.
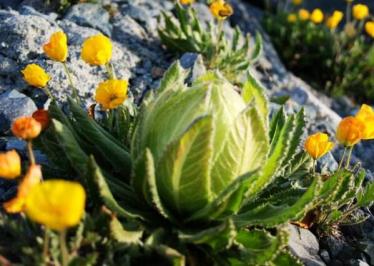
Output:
0,0,373,265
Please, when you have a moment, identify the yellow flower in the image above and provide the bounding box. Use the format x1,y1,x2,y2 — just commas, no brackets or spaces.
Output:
292,0,302,5
95,79,128,109
179,0,194,4
43,31,68,62
304,133,334,160
25,180,86,231
288,13,298,23
11,116,42,140
355,104,374,139
310,9,324,24
0,150,21,180
81,34,112,65
209,0,234,20
3,165,42,213
326,11,344,29
22,64,50,88
298,9,310,21
352,4,369,20
336,117,365,146
365,21,374,38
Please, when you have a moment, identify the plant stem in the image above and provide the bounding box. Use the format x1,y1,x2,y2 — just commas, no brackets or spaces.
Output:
312,159,317,175
105,63,116,80
59,230,69,266
345,146,354,169
337,147,347,171
27,141,36,165
62,62,79,100
345,1,352,24
43,229,50,263
43,87,55,100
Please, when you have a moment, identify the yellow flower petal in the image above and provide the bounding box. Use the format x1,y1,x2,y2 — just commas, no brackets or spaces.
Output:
43,31,68,62
25,180,86,231
365,21,374,38
298,9,310,21
3,165,42,213
304,132,334,159
81,34,112,65
310,9,324,24
352,4,369,21
209,0,233,20
336,117,365,146
95,79,128,109
0,150,21,180
22,64,50,88
355,104,374,140
326,11,344,29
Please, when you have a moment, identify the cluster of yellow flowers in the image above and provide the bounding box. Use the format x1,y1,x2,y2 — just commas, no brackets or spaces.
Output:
179,0,233,20
22,31,128,110
287,3,373,37
305,104,374,169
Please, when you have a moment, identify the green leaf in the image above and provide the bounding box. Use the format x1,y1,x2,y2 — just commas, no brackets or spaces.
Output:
186,170,258,222
68,98,132,179
242,71,269,127
87,157,149,220
236,178,319,227
156,115,213,217
358,182,374,207
109,217,143,245
51,119,88,174
158,62,188,94
273,251,303,266
211,105,269,196
230,228,288,265
250,32,263,63
179,219,237,251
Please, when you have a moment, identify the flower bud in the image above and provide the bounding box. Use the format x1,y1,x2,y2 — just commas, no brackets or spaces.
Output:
336,117,364,146
288,13,297,23
0,150,21,179
365,21,374,38
352,4,369,20
304,133,334,160
81,34,112,65
32,109,50,130
43,31,68,62
298,9,310,21
22,64,50,88
310,9,324,24
11,117,42,140
355,104,374,140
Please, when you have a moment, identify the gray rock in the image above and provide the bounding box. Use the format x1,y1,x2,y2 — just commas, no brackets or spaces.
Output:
319,250,330,264
65,3,112,36
287,224,326,266
0,0,22,8
0,90,37,134
317,153,338,174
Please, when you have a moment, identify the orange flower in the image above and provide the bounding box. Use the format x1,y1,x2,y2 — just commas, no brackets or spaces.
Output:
304,132,334,159
355,104,374,140
179,0,194,4
0,150,21,179
11,117,42,140
3,165,42,213
336,117,365,146
43,31,68,62
32,109,50,130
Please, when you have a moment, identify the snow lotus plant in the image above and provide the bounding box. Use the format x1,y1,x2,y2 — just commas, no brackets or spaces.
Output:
35,62,322,264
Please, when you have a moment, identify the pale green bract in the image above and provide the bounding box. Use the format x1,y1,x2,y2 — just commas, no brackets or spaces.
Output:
131,64,269,221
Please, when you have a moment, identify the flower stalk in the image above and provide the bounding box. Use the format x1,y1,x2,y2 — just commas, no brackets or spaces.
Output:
62,62,78,100
59,230,69,266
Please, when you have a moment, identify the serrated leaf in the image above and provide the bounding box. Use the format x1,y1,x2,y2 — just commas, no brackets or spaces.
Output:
179,219,237,251
358,182,374,207
109,217,142,245
68,98,132,179
250,32,263,63
236,178,319,227
241,71,269,127
158,62,188,94
273,251,303,266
